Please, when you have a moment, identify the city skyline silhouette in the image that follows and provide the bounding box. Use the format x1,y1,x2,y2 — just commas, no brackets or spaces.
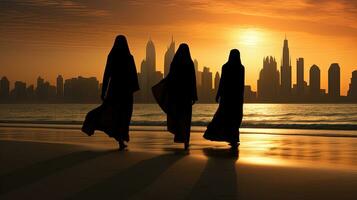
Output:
1,35,356,96
1,37,356,103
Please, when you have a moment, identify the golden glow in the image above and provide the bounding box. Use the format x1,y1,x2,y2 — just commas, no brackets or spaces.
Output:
240,156,286,166
0,0,356,95
237,29,263,47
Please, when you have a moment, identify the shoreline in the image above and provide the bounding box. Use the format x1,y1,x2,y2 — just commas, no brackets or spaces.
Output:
0,123,356,138
0,120,356,131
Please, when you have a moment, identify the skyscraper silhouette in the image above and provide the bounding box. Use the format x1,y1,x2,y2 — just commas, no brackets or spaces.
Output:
0,76,10,101
214,71,220,96
280,37,292,98
146,39,156,73
26,85,35,101
64,76,99,103
328,63,340,98
36,76,45,101
12,81,27,101
37,76,44,88
244,85,257,102
296,57,304,97
201,67,213,103
194,59,202,87
164,37,175,77
140,39,159,102
347,70,357,102
34,76,57,102
257,56,280,101
193,59,204,101
309,65,321,99
56,75,64,97
194,59,198,73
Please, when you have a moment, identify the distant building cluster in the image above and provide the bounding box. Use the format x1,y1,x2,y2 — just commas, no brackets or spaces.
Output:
256,37,357,103
1,37,356,104
0,75,100,103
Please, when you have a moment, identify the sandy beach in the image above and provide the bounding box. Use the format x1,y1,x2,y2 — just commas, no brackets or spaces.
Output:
0,127,356,200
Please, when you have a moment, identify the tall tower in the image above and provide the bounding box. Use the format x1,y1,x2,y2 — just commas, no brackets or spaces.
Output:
194,59,198,74
56,75,64,97
328,63,340,98
202,67,213,102
37,76,44,89
296,57,304,96
257,56,280,101
13,81,27,101
280,37,292,98
164,37,175,77
0,76,10,100
214,72,220,92
146,39,156,74
309,65,320,98
194,59,202,87
140,39,157,102
347,70,357,101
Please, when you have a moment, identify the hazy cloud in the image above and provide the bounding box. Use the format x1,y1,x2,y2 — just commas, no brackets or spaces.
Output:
1,0,356,48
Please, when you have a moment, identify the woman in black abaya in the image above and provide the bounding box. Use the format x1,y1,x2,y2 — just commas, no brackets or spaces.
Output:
82,35,139,150
203,49,245,148
157,43,197,150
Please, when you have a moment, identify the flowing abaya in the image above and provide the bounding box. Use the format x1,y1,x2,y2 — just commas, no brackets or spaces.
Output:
82,53,139,142
152,54,197,143
203,62,245,143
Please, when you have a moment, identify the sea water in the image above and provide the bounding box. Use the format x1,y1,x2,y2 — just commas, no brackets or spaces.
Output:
0,104,356,130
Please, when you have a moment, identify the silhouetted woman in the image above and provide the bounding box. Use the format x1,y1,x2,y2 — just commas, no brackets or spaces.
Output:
82,35,139,150
203,49,244,148
153,44,197,150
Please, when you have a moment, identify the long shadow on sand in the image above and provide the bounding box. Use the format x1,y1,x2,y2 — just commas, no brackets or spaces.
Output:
188,148,239,200
0,150,115,195
71,151,186,199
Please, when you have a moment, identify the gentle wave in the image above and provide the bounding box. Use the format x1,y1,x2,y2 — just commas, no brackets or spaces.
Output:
193,113,357,118
1,104,356,133
1,120,356,130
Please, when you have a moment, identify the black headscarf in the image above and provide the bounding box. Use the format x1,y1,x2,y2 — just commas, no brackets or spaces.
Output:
167,43,197,102
216,48,245,103
227,49,242,66
109,35,131,58
171,43,193,67
101,35,139,100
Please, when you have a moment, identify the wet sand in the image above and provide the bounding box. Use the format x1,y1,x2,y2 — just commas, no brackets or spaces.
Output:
0,127,356,200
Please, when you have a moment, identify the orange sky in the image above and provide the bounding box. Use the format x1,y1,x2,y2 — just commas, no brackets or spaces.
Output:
0,0,356,95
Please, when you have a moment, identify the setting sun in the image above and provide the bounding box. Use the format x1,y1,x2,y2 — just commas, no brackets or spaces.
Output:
237,29,263,46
